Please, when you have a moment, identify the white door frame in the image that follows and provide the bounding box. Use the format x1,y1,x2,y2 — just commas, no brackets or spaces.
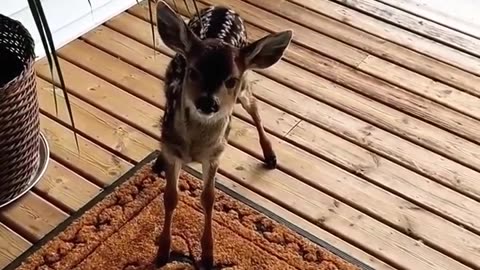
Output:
1,0,139,60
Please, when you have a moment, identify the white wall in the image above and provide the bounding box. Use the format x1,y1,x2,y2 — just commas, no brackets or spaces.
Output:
1,0,139,60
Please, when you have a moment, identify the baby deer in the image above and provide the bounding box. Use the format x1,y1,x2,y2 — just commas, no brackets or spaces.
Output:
153,1,293,268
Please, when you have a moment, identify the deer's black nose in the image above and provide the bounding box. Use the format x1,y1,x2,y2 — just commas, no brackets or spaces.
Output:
195,96,219,114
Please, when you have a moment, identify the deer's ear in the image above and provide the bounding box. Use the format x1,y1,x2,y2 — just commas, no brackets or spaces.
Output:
240,30,293,70
156,1,200,56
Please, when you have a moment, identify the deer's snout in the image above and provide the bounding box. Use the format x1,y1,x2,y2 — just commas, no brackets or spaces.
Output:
195,96,219,114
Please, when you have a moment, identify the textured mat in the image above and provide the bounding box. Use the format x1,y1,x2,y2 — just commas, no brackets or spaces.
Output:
5,151,371,270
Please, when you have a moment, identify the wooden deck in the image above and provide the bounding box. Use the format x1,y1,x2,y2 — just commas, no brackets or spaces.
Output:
1,0,480,269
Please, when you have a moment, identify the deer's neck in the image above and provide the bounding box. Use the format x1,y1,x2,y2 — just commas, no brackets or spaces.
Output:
161,92,230,162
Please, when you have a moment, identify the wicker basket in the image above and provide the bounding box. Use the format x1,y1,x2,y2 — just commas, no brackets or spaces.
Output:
0,13,41,205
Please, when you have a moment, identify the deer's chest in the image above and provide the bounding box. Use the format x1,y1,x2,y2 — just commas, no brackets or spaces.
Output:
162,111,230,163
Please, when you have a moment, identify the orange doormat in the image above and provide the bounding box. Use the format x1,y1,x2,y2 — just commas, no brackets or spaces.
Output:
5,152,371,270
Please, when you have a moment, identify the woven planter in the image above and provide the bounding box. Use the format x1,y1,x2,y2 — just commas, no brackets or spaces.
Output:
0,13,42,206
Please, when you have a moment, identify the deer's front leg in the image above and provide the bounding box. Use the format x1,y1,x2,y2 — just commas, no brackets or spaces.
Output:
238,91,277,169
200,159,219,268
155,155,181,267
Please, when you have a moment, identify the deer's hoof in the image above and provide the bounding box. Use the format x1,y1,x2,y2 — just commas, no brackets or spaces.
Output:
264,154,277,169
155,238,171,267
155,252,170,268
200,255,214,269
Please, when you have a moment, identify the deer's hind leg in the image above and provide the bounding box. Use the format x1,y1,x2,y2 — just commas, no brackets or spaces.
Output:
155,154,182,267
238,86,277,169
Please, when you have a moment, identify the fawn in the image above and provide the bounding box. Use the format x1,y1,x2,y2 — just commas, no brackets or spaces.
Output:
153,0,293,267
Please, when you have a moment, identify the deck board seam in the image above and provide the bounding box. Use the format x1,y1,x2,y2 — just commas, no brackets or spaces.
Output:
37,63,464,267
39,105,145,167
238,0,480,114
5,2,480,269
242,0,480,78
101,18,480,180
257,60,480,164
326,0,480,59
277,131,480,236
79,24,480,204
130,3,480,170
187,1,365,68
48,42,480,268
19,109,394,270
0,194,69,243
222,0,480,97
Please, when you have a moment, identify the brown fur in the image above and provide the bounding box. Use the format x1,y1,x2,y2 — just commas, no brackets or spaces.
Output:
153,1,293,268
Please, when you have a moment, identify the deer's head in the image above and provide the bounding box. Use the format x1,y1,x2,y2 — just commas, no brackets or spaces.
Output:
156,1,292,120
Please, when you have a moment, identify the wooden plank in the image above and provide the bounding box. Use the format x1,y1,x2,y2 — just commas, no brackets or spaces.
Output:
128,1,369,67
214,178,396,270
130,1,480,165
248,71,480,201
82,26,165,79
53,25,480,270
36,53,393,269
261,60,480,167
127,4,480,171
57,35,480,263
0,223,30,269
40,88,470,270
36,58,161,139
324,0,480,57
105,12,174,53
82,21,480,235
33,159,101,213
39,111,132,186
234,0,480,125
0,96,138,267
37,76,158,163
58,40,166,109
41,99,394,270
218,146,470,270
110,10,480,201
147,1,480,136
229,118,480,267
0,192,67,242
284,0,480,98
56,38,299,136
356,54,480,120
198,0,480,82
0,113,131,243
188,0,480,98
241,0,480,77
377,0,480,39
285,120,480,235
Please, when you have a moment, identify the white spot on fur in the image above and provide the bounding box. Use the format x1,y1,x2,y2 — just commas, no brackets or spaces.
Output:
199,9,213,39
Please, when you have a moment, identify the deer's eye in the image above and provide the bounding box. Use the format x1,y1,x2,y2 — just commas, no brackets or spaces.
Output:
188,68,199,81
225,77,238,89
